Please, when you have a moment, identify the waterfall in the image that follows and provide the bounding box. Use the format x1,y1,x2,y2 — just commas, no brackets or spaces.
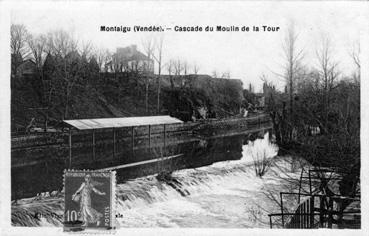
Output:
12,133,309,227
116,133,279,210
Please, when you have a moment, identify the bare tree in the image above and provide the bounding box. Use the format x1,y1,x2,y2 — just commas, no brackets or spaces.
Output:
173,59,183,76
141,37,156,113
80,41,93,60
46,29,79,119
25,34,50,129
78,41,94,82
181,61,193,88
152,35,164,114
351,41,360,70
315,36,340,131
11,24,29,57
183,61,189,75
94,48,110,72
11,24,30,73
166,59,174,75
46,30,78,58
27,34,47,76
193,63,200,75
281,22,304,139
166,59,175,89
350,41,360,83
141,37,155,73
27,34,53,130
104,50,112,72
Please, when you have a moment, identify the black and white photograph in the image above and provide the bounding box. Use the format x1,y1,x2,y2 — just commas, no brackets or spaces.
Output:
0,0,368,235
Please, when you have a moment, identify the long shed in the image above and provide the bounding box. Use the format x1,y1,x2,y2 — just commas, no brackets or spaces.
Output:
63,116,183,166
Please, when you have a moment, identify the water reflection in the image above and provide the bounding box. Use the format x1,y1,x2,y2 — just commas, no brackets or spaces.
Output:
11,130,269,200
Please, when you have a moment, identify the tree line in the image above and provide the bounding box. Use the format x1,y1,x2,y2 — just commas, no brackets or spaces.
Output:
11,24,242,129
262,23,360,202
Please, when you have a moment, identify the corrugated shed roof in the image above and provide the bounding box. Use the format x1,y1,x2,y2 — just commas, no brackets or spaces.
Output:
64,116,183,130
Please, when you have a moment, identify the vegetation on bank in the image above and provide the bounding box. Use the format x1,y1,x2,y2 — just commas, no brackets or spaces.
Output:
11,24,244,132
260,25,360,204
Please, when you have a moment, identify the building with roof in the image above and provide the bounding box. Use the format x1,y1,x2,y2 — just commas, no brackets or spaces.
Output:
16,59,37,78
106,45,154,74
63,115,183,164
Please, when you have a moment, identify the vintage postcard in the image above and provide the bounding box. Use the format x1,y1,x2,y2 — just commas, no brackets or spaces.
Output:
1,0,368,236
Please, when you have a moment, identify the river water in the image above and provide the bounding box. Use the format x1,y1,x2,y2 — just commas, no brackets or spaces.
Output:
12,133,310,228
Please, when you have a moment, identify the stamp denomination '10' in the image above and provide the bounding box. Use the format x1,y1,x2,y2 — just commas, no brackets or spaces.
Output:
63,170,116,232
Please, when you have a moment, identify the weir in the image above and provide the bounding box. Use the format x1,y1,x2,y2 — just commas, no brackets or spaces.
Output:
12,133,289,228
11,114,272,200
99,154,184,171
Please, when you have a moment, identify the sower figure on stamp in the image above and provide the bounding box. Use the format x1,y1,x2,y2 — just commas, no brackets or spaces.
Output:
72,174,106,226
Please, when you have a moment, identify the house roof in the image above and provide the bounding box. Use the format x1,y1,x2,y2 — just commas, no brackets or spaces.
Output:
130,51,153,61
17,59,37,75
115,45,153,62
20,59,36,65
64,116,183,130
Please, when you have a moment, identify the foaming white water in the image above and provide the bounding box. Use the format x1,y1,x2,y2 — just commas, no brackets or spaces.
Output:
243,132,279,164
13,133,310,228
117,133,280,212
115,155,304,228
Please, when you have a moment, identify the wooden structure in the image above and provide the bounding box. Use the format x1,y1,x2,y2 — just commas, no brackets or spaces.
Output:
268,167,361,229
64,116,183,167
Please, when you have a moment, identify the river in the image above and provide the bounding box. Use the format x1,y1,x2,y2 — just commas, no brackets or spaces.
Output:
12,132,310,228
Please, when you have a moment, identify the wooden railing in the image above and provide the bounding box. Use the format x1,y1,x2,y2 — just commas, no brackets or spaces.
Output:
268,167,361,229
269,194,361,229
285,195,316,228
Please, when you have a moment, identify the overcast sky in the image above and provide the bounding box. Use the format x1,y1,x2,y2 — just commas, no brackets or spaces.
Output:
11,1,364,91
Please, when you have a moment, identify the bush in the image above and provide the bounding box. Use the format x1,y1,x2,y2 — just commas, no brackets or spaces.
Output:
247,133,279,177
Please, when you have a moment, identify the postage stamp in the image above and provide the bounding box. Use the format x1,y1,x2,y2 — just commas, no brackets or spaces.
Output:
63,170,116,232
